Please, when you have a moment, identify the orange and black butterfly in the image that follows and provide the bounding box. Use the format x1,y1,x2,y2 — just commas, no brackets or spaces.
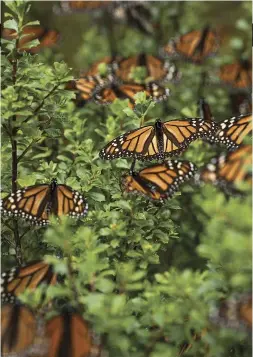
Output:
55,0,112,14
123,160,196,201
1,25,60,53
0,178,88,225
115,53,179,83
163,26,219,64
210,293,252,331
213,114,252,151
219,59,252,89
1,261,58,304
94,80,170,107
45,311,101,357
1,303,46,357
198,144,252,194
100,117,217,161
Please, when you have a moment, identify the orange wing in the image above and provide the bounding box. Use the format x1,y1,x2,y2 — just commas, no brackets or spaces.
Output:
1,304,38,356
58,0,112,13
2,25,60,53
45,312,101,357
162,118,217,157
1,261,58,304
215,114,252,150
219,60,252,89
100,125,156,160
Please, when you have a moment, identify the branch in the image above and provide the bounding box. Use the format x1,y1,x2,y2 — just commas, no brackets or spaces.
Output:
22,83,61,125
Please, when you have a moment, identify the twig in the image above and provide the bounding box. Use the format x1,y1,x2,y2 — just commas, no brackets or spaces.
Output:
17,138,41,163
197,70,207,99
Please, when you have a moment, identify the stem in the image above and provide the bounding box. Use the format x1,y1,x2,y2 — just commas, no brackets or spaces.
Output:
67,257,82,311
197,70,207,99
103,9,117,56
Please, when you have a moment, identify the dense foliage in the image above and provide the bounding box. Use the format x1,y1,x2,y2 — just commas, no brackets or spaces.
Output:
1,1,251,357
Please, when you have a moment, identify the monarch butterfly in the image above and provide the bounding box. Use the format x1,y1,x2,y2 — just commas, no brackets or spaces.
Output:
75,74,113,105
2,25,60,53
163,26,219,64
1,303,43,356
45,311,101,357
198,145,252,193
0,178,88,226
56,0,112,14
115,53,179,83
230,93,252,116
219,59,252,89
213,114,252,151
93,80,170,108
123,160,196,201
1,261,58,304
100,117,217,161
210,293,252,331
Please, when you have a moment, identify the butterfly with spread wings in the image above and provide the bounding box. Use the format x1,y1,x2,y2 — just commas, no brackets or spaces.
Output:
93,80,170,107
81,56,121,77
100,118,217,161
162,26,219,64
115,53,179,83
0,179,88,226
1,25,60,53
1,261,58,304
219,59,252,89
123,160,197,201
198,145,252,194
213,113,252,151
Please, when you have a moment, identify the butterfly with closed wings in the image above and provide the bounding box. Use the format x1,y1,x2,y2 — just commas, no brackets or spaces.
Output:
100,117,217,161
123,160,197,201
0,179,88,226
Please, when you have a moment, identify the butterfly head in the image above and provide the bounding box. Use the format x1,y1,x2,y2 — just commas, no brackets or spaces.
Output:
51,178,58,191
155,119,162,128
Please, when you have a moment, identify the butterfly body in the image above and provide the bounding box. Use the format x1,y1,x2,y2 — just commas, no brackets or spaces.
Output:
1,179,88,225
100,118,217,161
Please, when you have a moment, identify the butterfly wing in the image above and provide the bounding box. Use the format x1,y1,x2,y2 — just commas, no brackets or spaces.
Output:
219,61,252,89
99,125,158,160
1,261,58,304
162,118,217,157
123,160,196,201
2,26,60,53
45,313,100,357
58,0,112,13
1,304,37,356
75,75,111,104
1,184,50,225
214,114,252,150
54,185,88,219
